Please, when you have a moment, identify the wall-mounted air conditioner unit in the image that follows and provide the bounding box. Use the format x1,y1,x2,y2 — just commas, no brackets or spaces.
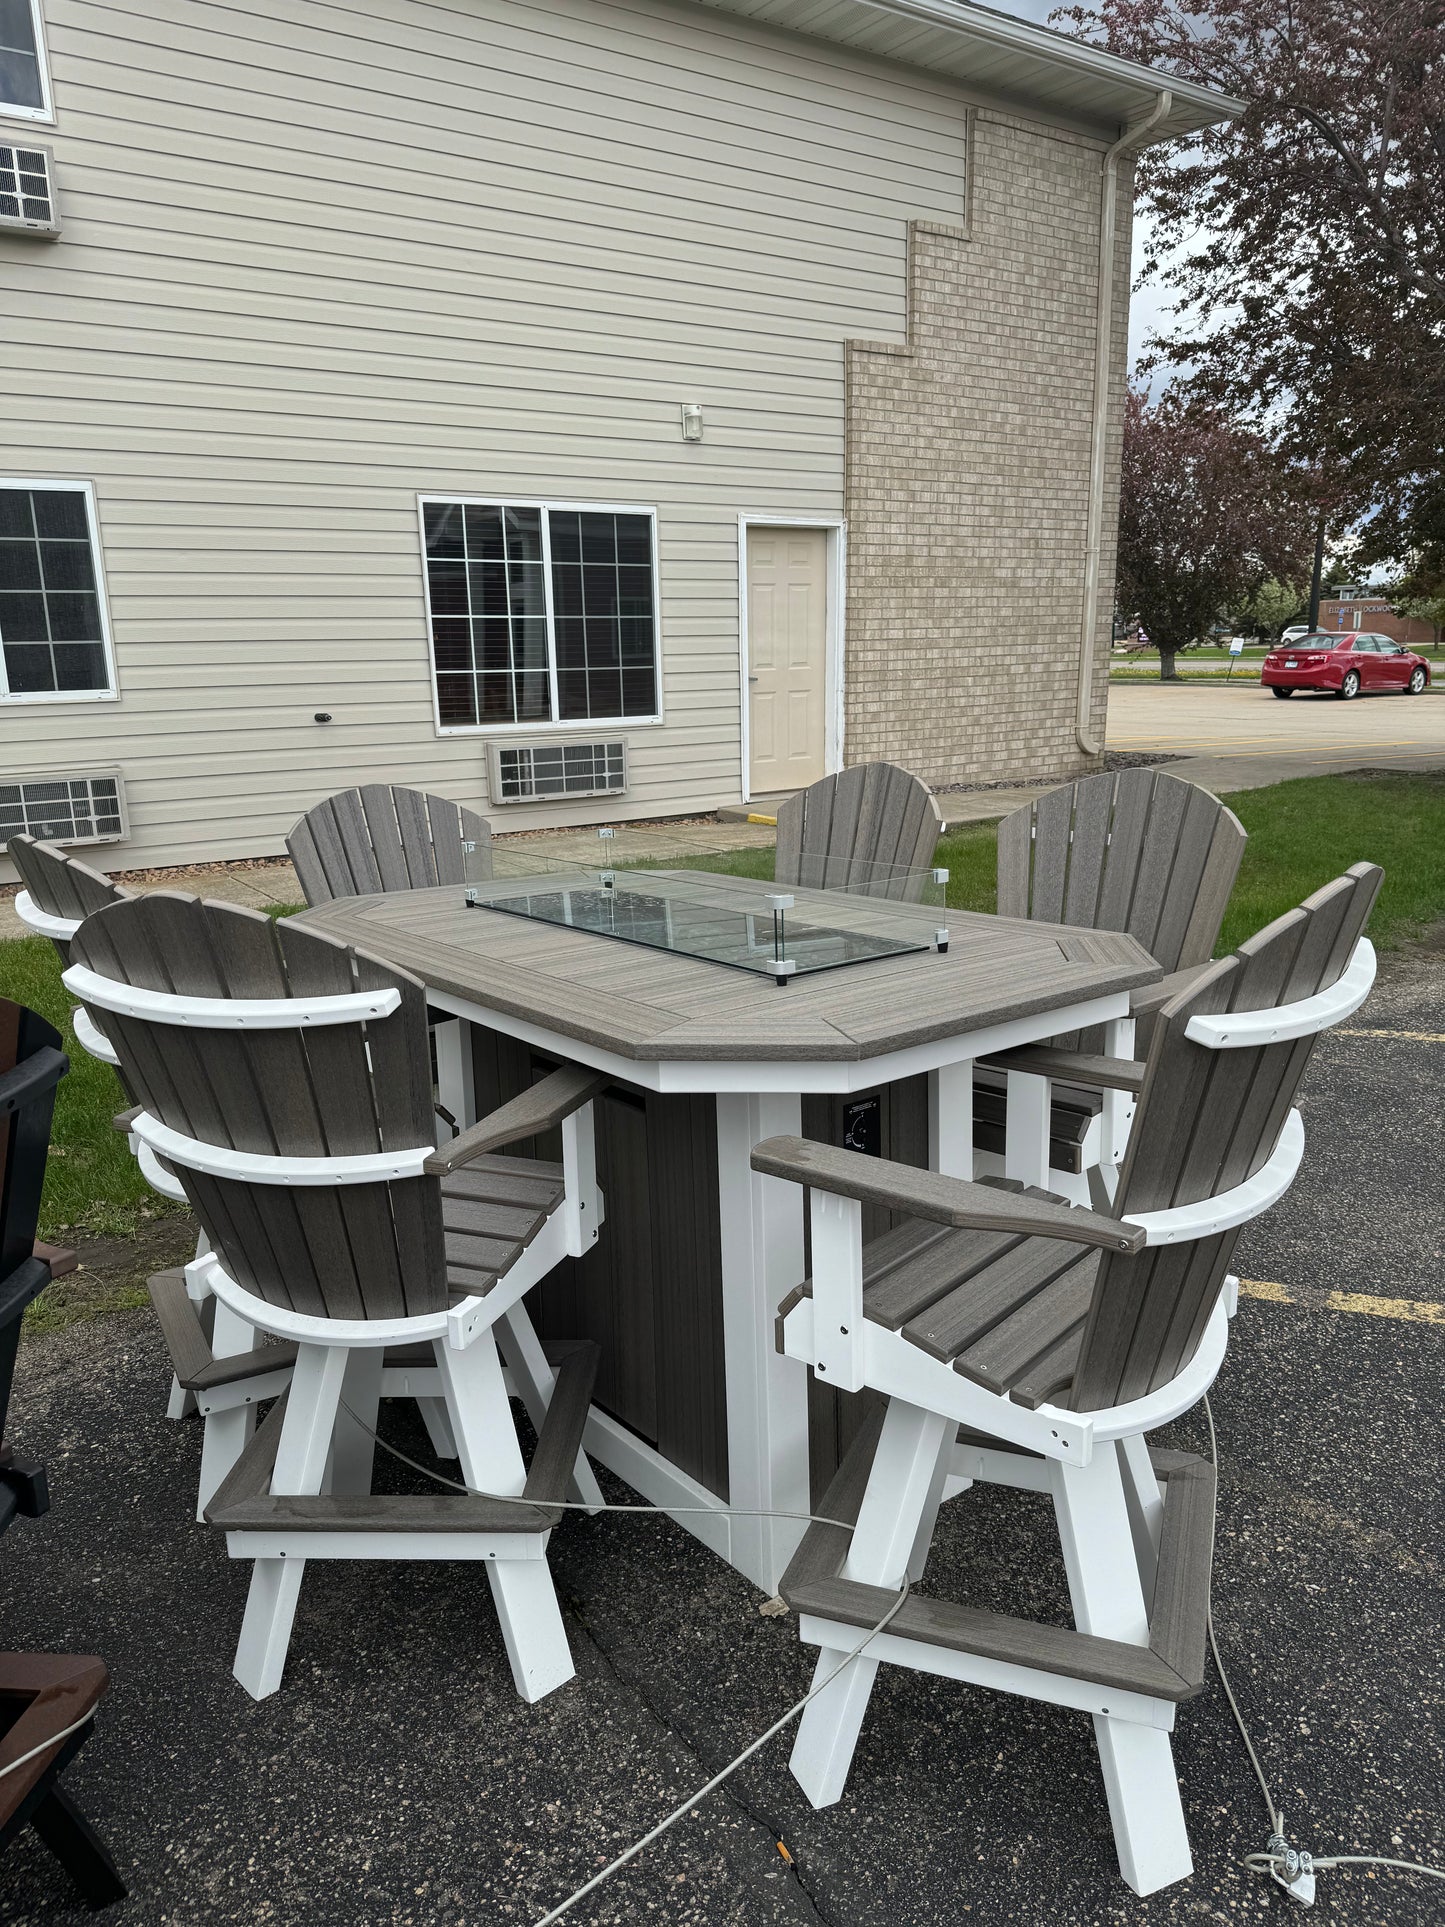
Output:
0,772,126,851
0,141,61,237
486,740,628,806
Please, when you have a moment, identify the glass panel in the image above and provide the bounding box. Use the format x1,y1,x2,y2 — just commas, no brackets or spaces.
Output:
4,641,54,691
31,490,88,540
39,540,95,592
0,489,32,538
467,862,943,980
586,668,622,717
430,618,470,671
0,590,48,640
0,489,110,695
424,499,562,724
578,513,616,564
463,503,504,558
426,501,656,726
615,514,652,565
0,48,43,114
548,511,656,722
621,665,657,715
548,510,581,563
45,590,100,641
435,673,476,725
53,641,106,689
0,540,40,591
423,500,464,558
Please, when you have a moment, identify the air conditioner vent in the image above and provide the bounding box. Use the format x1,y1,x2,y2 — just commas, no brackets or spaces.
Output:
0,773,126,850
487,740,628,806
0,141,60,237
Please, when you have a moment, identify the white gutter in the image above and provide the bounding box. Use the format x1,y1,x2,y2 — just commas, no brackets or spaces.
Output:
1076,89,1172,757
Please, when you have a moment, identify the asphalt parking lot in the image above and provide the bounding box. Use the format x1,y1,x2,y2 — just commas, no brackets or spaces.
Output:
1107,681,1445,793
1,939,1442,1927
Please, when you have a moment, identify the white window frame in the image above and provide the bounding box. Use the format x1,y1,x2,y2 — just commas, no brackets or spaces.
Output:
0,478,119,705
416,494,664,737
0,0,55,124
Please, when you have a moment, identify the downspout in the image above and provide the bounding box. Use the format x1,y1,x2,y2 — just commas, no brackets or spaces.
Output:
1076,89,1173,756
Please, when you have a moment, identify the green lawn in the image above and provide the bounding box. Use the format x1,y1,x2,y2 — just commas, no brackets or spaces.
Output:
3,769,1441,1248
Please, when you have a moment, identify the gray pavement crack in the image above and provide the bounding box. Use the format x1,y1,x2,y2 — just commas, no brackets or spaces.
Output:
562,1594,842,1927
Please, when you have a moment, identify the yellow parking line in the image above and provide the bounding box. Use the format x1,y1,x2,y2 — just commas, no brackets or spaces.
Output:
1334,1028,1445,1043
1239,1279,1444,1325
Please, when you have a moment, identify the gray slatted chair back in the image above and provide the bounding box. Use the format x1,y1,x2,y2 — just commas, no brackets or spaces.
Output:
774,763,940,900
997,768,1245,974
69,894,447,1321
1069,862,1382,1411
286,786,493,907
8,834,127,963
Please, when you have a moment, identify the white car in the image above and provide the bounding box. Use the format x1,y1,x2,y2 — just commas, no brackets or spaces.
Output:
1279,624,1312,645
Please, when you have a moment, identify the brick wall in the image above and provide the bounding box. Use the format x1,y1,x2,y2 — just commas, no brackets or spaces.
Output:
843,112,1133,787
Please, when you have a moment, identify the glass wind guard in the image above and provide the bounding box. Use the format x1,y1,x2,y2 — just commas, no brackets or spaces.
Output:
462,845,952,983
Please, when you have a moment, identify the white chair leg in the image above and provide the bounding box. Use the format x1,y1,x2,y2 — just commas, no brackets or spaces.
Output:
434,1017,474,1138
790,1400,952,1806
790,1648,882,1808
195,1296,261,1523
496,1302,604,1510
329,1345,384,1496
435,1332,575,1703
232,1343,347,1702
415,1396,458,1460
1051,1452,1193,1895
1116,1434,1164,1603
907,1421,955,1583
1004,1068,1052,1189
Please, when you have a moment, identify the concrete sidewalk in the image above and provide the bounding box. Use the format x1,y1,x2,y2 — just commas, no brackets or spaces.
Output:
1,941,1441,1925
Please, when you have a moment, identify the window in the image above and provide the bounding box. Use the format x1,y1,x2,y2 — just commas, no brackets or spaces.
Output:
0,481,117,701
420,498,659,730
0,0,52,120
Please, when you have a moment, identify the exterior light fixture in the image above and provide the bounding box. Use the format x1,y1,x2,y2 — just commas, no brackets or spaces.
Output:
680,402,703,442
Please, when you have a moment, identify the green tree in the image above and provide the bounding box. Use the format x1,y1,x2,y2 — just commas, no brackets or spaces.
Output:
1391,593,1445,651
1117,389,1314,680
1232,576,1306,639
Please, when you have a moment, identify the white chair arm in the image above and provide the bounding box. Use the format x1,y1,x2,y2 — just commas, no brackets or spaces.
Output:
1185,939,1375,1048
1122,1110,1304,1245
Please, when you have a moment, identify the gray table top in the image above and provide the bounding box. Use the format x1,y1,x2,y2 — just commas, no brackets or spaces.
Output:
297,870,1160,1064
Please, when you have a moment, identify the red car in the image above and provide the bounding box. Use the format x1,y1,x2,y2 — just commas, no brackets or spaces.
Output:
1262,631,1432,698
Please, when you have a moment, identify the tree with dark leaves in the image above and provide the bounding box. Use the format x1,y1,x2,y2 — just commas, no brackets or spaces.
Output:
1064,1,1445,564
1117,389,1315,678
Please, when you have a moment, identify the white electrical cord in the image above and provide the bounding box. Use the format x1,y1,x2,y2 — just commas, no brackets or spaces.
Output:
0,1711,95,1783
352,1396,1445,1915
1202,1395,1444,1906
344,1401,911,1925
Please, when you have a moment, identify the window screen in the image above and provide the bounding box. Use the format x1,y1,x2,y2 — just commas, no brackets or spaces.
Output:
0,0,47,115
0,486,113,697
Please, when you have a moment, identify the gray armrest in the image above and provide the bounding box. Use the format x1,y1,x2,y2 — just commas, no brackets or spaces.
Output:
423,1064,608,1176
975,1045,1147,1094
749,1136,1144,1253
1129,962,1213,1020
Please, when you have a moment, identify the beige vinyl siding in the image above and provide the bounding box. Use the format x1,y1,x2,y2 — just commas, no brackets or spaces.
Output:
0,0,973,871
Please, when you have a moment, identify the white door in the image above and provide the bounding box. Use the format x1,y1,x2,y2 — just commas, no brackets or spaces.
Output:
747,527,829,796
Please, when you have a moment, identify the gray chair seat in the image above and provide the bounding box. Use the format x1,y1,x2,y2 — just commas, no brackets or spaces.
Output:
783,1209,1098,1409
441,1155,566,1299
